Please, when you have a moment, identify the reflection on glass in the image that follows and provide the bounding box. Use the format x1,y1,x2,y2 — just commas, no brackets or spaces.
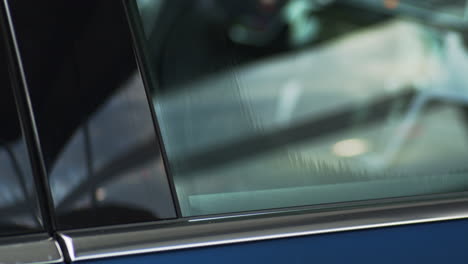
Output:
0,42,43,236
132,0,468,216
10,0,177,229
357,0,468,21
49,74,176,229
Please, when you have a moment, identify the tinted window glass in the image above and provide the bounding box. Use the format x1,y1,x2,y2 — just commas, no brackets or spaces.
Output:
0,37,43,236
130,0,468,216
9,0,177,229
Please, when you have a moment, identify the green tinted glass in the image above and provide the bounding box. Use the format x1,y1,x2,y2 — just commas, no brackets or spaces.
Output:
129,0,468,216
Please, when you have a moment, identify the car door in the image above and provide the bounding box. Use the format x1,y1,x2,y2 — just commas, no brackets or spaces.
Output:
3,0,468,264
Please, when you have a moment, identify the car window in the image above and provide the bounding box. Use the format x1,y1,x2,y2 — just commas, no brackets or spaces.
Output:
8,0,177,230
129,0,468,216
0,35,43,236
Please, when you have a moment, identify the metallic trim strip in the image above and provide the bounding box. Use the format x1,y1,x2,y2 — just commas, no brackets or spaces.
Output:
60,197,468,262
0,236,63,264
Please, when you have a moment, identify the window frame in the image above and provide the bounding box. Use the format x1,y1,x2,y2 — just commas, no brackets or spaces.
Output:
0,0,64,263
0,0,56,235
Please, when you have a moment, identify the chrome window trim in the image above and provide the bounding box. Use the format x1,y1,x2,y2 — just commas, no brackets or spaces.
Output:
0,235,63,264
59,196,468,262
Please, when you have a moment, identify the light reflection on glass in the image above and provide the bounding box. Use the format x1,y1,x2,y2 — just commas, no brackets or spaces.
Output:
0,46,43,234
49,72,176,228
133,0,468,216
332,139,370,157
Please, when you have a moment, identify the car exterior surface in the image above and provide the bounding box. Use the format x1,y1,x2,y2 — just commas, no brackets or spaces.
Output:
1,0,468,263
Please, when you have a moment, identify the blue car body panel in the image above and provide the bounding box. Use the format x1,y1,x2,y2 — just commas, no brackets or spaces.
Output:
80,219,468,264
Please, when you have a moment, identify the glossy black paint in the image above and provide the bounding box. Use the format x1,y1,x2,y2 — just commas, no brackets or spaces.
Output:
8,0,177,230
0,7,44,236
